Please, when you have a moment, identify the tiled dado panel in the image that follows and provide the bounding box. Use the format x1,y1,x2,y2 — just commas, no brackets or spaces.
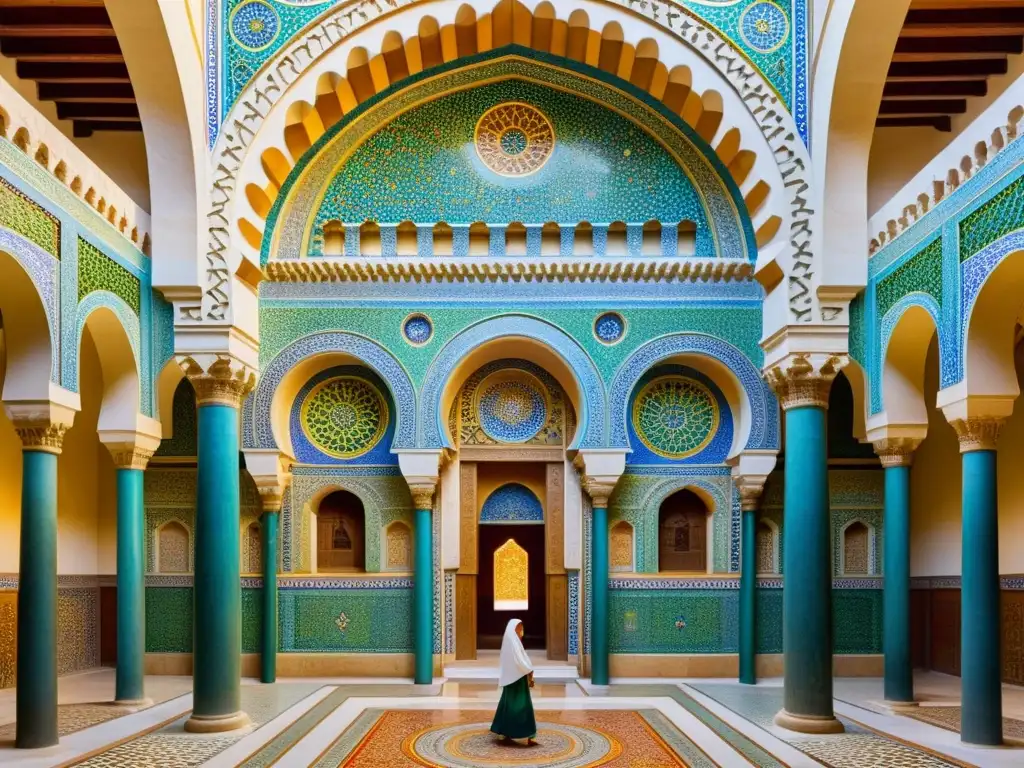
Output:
144,587,261,654
0,585,100,689
608,586,882,655
278,588,413,653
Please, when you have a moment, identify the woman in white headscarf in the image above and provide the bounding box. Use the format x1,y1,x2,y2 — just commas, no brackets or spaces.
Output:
490,619,537,744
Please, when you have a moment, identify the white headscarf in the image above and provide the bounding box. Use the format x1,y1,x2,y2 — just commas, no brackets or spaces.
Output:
498,618,533,687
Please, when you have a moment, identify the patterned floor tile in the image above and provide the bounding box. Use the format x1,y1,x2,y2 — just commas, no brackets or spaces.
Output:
690,683,967,768
317,708,700,767
903,706,1024,741
74,684,322,768
0,702,138,740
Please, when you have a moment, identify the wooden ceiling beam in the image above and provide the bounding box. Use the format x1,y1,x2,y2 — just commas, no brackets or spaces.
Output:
883,79,987,97
876,115,952,131
888,59,1008,77
37,82,135,102
55,101,139,120
0,36,121,56
0,1,105,6
15,61,129,81
879,98,967,115
0,25,114,37
72,119,142,138
895,35,1023,54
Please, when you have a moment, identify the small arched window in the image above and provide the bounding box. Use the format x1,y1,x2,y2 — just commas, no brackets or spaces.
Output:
609,521,634,572
359,221,381,256
316,490,365,572
843,521,870,575
677,220,697,255
323,219,345,255
157,521,189,574
494,539,528,611
658,489,708,572
756,520,777,575
385,521,412,571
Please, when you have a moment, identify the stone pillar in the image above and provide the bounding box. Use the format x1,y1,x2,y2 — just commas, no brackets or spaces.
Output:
7,403,74,749
257,481,287,685
873,438,920,708
182,357,255,733
410,483,436,685
585,482,614,686
737,484,762,685
767,356,844,734
952,418,1004,746
103,436,159,707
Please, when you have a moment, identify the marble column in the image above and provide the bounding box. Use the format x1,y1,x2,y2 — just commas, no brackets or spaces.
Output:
953,418,1004,746
874,438,919,708
738,485,762,685
9,413,71,749
411,484,435,685
105,442,157,706
259,489,282,685
586,482,614,686
182,358,255,733
768,358,844,734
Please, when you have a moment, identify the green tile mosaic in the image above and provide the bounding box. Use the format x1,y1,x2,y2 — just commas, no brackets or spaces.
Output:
833,589,883,654
78,236,141,314
145,587,193,653
756,588,782,653
877,235,942,318
312,81,710,248
279,588,413,653
154,379,197,457
848,294,865,366
608,589,739,653
0,175,59,257
242,587,262,654
258,305,763,381
959,173,1024,261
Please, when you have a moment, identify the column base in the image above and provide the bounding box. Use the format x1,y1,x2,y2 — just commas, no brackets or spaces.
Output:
184,711,251,733
883,699,918,712
113,698,153,708
774,709,845,734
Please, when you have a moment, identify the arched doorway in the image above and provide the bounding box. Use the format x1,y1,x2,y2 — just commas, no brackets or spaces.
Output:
315,490,365,572
658,489,709,572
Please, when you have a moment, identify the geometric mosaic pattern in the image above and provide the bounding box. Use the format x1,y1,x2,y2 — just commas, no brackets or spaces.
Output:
480,483,544,523
78,236,141,315
902,705,1024,741
300,376,387,459
474,101,555,177
0,702,140,739
0,176,59,257
478,375,548,444
632,376,720,459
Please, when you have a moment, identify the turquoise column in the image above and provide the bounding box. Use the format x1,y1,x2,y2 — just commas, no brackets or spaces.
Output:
774,380,843,734
738,489,759,685
877,443,915,706
15,432,63,749
185,378,250,733
114,462,148,705
260,508,279,684
589,485,611,686
412,486,434,685
957,421,1003,746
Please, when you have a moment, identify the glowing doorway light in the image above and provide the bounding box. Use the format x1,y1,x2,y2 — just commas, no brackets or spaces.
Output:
494,538,528,611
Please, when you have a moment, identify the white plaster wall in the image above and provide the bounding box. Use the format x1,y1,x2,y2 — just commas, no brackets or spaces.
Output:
867,128,950,216
910,340,1024,576
96,443,118,574
0,59,151,209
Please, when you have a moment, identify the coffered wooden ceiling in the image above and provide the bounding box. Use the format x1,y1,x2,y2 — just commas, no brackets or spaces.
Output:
880,0,1024,131
0,0,140,137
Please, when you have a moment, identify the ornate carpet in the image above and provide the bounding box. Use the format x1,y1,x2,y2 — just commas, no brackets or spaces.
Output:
323,709,708,767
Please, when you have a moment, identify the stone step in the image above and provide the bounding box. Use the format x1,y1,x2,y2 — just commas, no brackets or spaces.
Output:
442,663,579,682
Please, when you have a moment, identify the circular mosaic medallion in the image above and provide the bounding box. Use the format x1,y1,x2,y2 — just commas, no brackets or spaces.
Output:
478,375,548,443
740,1,789,53
230,0,280,51
406,721,619,767
633,376,719,458
300,376,387,458
474,102,555,177
594,312,625,345
403,314,433,345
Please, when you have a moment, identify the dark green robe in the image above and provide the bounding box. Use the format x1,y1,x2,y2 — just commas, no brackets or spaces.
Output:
490,674,537,740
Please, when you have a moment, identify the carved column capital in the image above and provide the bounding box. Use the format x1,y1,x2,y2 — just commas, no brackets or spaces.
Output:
872,437,922,468
5,399,77,455
257,472,292,513
583,481,616,509
110,446,156,470
409,483,437,510
765,354,847,411
951,418,1005,453
736,484,763,511
179,355,256,408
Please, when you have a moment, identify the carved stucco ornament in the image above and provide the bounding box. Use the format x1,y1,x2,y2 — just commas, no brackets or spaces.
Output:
765,354,847,411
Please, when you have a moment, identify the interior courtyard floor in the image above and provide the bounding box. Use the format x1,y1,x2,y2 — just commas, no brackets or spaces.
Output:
1,669,1022,767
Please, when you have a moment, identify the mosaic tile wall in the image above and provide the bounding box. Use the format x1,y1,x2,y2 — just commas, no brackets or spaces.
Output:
278,585,414,653
144,585,261,654
0,581,101,688
856,126,1024,407
211,0,802,145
